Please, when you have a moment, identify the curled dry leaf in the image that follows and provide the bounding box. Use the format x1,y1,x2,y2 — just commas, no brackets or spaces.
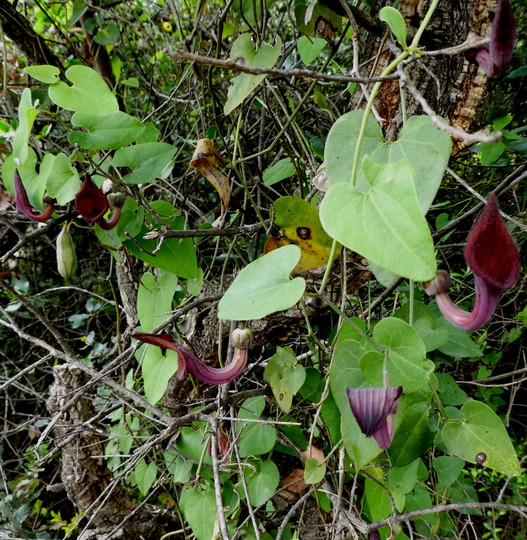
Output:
190,138,230,222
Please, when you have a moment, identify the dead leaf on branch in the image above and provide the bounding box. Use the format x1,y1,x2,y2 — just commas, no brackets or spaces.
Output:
190,138,230,223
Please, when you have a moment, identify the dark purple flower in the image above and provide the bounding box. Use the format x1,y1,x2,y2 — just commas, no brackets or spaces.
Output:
469,0,516,76
14,169,54,222
346,386,402,449
424,193,519,331
131,332,248,385
75,176,121,230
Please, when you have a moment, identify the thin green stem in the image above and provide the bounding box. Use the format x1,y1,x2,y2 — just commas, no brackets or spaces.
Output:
317,239,340,296
410,0,441,49
318,294,384,353
350,51,409,186
408,279,414,327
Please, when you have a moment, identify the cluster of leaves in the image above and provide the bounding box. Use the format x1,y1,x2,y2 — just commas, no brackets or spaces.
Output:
0,1,526,539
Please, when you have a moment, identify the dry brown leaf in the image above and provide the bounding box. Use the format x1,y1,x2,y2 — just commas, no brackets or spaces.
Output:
190,138,230,220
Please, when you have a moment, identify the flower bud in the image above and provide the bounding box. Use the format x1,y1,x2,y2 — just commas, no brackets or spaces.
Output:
56,223,78,278
231,328,253,349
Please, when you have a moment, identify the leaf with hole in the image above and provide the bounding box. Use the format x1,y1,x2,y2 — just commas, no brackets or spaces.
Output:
264,196,338,274
442,400,521,476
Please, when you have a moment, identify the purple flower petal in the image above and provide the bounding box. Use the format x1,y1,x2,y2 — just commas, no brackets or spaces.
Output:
131,332,247,385
14,169,54,222
425,194,520,331
346,387,402,448
465,193,519,290
489,0,516,74
75,177,109,222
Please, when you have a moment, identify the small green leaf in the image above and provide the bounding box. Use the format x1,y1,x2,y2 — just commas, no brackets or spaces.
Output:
304,458,326,485
321,158,437,281
24,65,60,84
379,6,408,48
68,112,146,149
44,153,81,204
12,89,38,165
236,396,277,457
297,36,327,65
224,33,282,115
112,142,176,184
179,485,217,540
263,158,296,185
137,271,179,332
388,459,420,495
133,459,157,497
49,65,119,115
93,22,120,46
218,245,306,321
246,460,280,506
442,400,521,476
388,402,434,466
164,450,192,484
264,347,306,413
139,345,178,405
436,317,483,358
123,201,197,278
360,317,434,393
433,456,465,487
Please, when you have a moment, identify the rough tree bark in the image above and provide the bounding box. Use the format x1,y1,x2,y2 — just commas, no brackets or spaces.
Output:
47,365,180,539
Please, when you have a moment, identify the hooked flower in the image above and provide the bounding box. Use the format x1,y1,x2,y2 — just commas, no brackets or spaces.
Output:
346,386,403,449
14,169,54,222
131,331,250,385
75,176,122,230
469,0,516,76
424,193,519,331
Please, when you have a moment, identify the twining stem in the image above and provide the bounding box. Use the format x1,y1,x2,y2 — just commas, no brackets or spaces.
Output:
349,0,441,187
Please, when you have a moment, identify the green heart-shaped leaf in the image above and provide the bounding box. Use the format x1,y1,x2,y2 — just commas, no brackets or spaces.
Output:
218,245,306,320
320,158,437,281
360,317,434,392
49,65,119,115
379,6,408,49
264,346,306,413
442,400,521,476
224,33,282,115
112,142,176,184
325,111,452,213
69,112,145,149
329,340,384,468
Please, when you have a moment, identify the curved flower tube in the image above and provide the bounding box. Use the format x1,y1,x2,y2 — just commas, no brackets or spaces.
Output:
346,386,403,449
14,170,54,222
131,332,248,385
75,177,122,230
424,194,520,331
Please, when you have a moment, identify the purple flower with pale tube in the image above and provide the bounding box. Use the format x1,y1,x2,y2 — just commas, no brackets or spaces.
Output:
346,386,403,449
131,330,251,385
75,176,122,230
424,193,519,331
14,169,54,222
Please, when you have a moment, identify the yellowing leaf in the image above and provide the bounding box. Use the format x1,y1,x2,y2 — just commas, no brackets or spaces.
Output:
264,196,339,274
